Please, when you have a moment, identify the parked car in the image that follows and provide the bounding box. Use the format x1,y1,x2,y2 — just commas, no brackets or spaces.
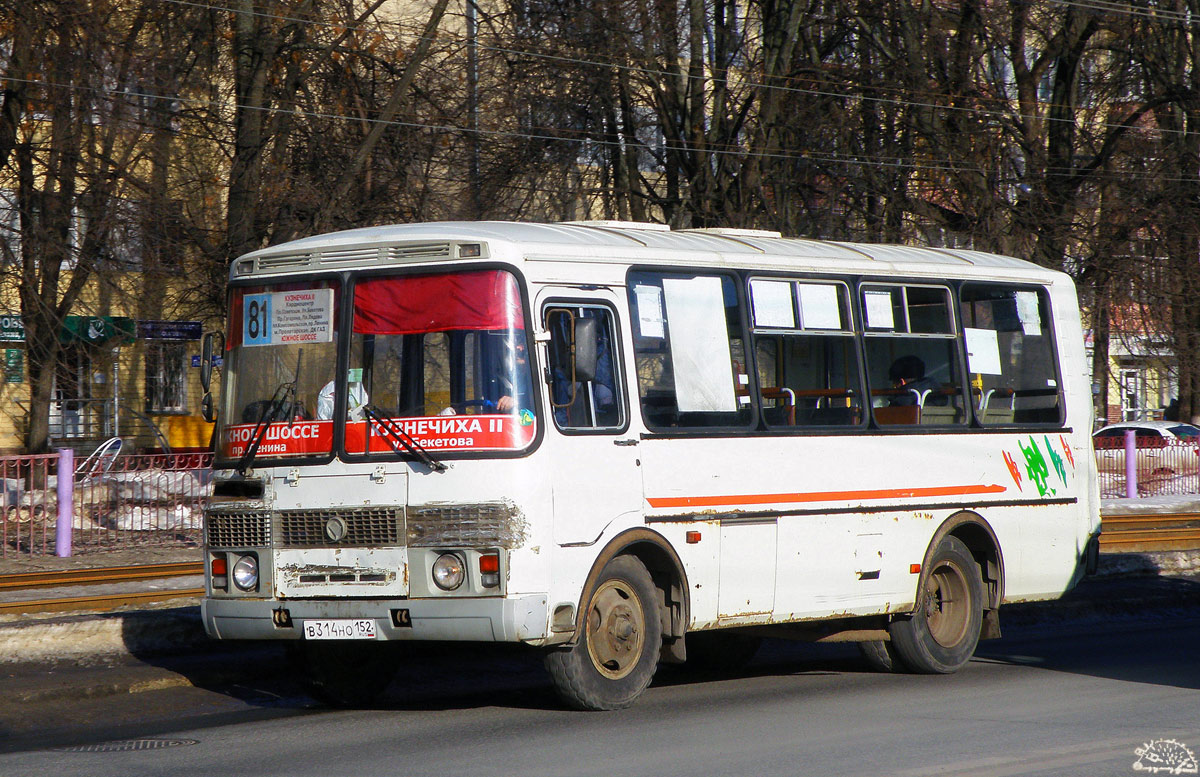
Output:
1092,421,1200,474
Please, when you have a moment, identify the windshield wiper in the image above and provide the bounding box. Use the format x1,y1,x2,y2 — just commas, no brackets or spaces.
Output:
236,381,296,476
361,404,448,473
236,351,304,476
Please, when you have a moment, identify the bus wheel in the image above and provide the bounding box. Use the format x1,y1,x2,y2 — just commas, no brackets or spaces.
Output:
544,555,662,710
290,640,398,708
858,640,905,673
888,536,983,674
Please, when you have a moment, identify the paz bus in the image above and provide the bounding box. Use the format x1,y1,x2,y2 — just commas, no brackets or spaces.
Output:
199,220,1100,710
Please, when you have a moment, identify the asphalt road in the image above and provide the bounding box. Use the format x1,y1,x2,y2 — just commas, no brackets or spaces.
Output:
1,605,1198,777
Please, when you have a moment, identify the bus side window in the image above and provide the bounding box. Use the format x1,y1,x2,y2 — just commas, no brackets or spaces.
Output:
862,284,967,427
545,305,623,431
748,278,864,429
628,272,753,430
960,284,1062,425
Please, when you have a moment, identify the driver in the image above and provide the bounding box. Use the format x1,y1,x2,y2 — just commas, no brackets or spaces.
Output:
496,337,531,412
437,334,532,416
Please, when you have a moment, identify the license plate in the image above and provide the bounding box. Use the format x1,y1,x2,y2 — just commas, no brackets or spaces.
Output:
302,619,377,640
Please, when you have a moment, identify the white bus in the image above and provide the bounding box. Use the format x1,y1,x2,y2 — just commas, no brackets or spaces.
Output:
200,220,1101,710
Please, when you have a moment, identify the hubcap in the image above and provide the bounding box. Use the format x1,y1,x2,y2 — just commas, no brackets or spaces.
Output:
923,560,971,648
586,579,645,679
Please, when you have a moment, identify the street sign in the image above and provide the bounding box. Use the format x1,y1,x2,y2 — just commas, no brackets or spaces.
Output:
138,320,203,341
0,315,24,343
4,348,22,383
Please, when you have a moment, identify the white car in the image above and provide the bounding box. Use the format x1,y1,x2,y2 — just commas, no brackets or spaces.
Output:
1092,421,1200,474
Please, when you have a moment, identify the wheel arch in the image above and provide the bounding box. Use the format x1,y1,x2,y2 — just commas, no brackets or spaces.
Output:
568,528,690,652
920,511,1005,639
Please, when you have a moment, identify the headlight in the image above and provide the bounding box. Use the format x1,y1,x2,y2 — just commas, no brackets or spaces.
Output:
232,554,259,591
432,553,465,591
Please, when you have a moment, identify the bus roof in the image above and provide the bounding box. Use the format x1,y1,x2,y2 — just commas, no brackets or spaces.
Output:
233,220,1062,283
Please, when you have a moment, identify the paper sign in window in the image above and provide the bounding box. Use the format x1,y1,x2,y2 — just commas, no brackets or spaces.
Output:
634,285,665,339
1015,291,1042,336
964,327,1003,375
750,280,795,328
242,288,334,347
798,284,842,330
663,276,737,412
863,290,896,330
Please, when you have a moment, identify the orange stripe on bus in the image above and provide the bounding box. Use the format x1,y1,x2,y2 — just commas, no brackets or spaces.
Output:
645,483,1008,509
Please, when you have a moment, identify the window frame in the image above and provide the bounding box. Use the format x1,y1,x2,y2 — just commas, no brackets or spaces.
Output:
958,281,1064,428
144,340,190,415
627,267,756,433
859,281,969,428
338,263,544,464
541,299,629,435
746,275,867,431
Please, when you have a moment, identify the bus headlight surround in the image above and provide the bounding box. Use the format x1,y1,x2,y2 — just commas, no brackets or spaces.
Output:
432,553,465,591
232,554,259,591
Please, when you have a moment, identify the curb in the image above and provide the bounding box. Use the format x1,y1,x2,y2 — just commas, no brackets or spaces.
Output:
0,606,208,667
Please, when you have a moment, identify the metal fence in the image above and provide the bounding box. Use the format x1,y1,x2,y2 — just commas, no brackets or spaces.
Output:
1,447,212,558
1094,435,1200,498
2,434,1197,557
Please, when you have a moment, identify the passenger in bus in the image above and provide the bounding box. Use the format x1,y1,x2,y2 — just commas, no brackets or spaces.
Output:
887,355,940,406
316,380,368,420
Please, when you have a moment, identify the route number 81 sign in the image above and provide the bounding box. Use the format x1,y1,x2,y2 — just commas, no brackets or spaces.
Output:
242,288,334,347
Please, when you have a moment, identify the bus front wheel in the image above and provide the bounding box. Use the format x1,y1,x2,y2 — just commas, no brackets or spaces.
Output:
888,536,983,674
544,555,662,710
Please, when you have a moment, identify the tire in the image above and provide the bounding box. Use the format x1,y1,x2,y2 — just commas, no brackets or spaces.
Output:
858,640,906,673
544,555,663,710
290,640,398,708
888,536,984,674
685,631,762,674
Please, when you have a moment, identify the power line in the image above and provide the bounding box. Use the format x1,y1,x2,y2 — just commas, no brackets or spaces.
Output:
9,73,1189,187
145,0,1194,139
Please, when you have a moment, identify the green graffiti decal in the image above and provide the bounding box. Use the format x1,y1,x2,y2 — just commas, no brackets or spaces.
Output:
1045,435,1067,486
1018,436,1055,497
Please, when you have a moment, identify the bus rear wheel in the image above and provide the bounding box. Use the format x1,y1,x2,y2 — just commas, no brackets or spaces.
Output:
888,536,983,674
544,555,662,711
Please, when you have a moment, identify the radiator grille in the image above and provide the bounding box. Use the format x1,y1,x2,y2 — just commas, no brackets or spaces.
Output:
206,509,271,548
278,506,404,547
406,502,525,548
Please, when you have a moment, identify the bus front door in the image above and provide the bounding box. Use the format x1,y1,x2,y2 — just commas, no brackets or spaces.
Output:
539,292,642,547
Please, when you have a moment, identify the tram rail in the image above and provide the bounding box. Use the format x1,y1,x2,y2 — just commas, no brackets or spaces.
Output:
0,561,204,615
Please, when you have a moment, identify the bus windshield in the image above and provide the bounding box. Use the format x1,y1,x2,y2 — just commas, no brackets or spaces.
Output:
344,269,537,455
218,280,341,461
216,270,538,463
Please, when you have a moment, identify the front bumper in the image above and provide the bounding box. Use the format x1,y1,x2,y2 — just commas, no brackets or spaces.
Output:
202,593,551,644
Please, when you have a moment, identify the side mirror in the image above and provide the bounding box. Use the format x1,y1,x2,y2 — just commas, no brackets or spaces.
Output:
200,331,224,391
573,317,598,382
200,392,215,423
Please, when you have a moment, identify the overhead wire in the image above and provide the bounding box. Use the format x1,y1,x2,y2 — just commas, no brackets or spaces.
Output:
144,0,1195,138
3,0,1196,192
8,72,1185,188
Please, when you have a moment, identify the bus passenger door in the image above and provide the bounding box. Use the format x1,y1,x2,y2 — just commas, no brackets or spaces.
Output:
539,293,642,546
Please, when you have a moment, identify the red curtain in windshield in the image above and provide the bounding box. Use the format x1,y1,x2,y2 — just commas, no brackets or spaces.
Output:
354,270,524,334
